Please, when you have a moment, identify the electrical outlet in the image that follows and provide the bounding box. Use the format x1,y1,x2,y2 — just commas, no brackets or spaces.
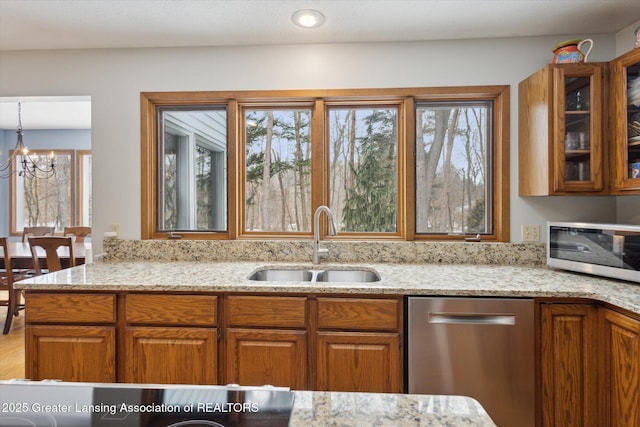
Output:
110,223,120,239
521,224,540,243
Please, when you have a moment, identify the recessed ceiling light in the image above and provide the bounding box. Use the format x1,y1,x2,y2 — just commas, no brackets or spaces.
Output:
291,9,325,29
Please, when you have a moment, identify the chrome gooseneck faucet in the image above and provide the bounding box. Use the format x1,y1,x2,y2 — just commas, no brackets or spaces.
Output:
313,205,337,264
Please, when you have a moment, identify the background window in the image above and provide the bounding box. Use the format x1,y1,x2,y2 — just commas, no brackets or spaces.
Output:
77,150,92,227
244,109,312,233
328,107,398,233
12,150,73,232
415,101,492,235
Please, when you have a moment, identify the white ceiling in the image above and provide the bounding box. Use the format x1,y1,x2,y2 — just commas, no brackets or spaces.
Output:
1,0,639,51
1,0,639,130
0,97,91,130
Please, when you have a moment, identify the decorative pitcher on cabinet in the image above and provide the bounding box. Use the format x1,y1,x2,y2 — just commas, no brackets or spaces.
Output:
552,39,593,63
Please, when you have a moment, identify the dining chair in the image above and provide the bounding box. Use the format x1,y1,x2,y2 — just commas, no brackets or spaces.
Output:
63,226,92,243
22,226,55,242
1,237,28,334
28,236,76,275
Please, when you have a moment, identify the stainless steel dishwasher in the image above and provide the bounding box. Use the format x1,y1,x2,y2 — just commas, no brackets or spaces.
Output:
407,297,534,427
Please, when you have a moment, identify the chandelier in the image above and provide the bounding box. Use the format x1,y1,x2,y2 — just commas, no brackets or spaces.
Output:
0,102,56,179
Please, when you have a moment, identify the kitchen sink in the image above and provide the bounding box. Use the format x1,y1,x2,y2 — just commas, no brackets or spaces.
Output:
315,269,381,283
247,269,314,282
248,267,380,283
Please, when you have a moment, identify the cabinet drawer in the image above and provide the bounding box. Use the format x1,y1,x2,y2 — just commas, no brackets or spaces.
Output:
317,297,400,331
226,296,306,328
26,293,116,324
126,294,217,326
25,292,116,323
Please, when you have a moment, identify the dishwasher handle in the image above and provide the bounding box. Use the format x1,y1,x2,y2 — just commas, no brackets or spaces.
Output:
428,312,516,325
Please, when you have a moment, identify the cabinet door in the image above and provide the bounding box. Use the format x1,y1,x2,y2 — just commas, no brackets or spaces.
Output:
540,303,598,427
225,329,307,389
26,325,115,382
601,308,640,427
552,64,604,193
125,326,218,385
316,331,401,393
610,48,640,193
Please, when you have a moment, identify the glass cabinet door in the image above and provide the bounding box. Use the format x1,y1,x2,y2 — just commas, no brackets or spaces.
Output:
554,65,604,192
611,48,640,193
624,57,640,186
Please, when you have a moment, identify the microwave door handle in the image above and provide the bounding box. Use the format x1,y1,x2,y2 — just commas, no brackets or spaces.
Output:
428,313,516,325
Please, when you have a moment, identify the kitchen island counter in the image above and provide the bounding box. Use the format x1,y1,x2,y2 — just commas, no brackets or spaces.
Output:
0,381,496,426
15,261,640,314
290,390,495,426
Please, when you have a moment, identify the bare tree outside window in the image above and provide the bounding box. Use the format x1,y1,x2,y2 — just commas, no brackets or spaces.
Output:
15,151,73,232
415,102,491,235
244,109,312,232
328,107,398,232
142,87,509,241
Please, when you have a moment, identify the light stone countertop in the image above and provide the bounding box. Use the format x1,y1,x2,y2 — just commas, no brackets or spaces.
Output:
15,261,640,314
289,391,495,426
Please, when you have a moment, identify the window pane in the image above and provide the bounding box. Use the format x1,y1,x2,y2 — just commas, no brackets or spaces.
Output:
158,108,227,231
14,152,72,232
415,102,491,234
78,152,92,226
244,109,312,232
328,107,398,233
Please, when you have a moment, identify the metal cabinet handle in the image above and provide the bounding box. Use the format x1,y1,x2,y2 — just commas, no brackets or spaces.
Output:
428,312,516,325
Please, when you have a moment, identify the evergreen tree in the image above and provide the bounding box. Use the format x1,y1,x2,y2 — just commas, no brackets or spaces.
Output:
342,109,397,232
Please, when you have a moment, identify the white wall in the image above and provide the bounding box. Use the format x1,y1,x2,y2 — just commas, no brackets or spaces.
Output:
616,19,640,56
0,34,630,252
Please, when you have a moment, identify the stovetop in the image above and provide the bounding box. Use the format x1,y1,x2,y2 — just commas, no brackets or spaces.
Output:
0,381,294,427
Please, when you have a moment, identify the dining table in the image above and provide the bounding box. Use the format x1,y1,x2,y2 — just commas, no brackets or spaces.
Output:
1,241,90,271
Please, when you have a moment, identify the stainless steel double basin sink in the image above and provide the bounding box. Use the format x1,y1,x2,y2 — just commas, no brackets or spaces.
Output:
248,267,381,283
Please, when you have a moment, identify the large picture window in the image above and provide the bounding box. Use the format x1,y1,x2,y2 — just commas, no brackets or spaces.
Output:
141,86,509,241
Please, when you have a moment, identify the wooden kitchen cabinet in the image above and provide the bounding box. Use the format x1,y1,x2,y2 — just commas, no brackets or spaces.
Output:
539,302,640,427
25,293,117,382
609,48,640,194
540,303,599,426
226,329,307,388
600,308,640,427
314,297,402,393
224,295,308,389
123,293,218,384
519,63,606,195
316,331,400,392
26,325,115,382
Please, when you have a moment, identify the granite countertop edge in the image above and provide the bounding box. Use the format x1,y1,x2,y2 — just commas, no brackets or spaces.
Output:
15,261,640,315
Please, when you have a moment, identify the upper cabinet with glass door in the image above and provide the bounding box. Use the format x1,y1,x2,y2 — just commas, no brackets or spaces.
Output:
519,63,606,196
610,48,640,194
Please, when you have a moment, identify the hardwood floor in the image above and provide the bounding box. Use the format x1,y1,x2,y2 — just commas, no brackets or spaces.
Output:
0,305,26,379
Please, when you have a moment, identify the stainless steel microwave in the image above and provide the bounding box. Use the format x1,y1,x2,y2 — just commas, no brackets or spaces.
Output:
547,222,640,283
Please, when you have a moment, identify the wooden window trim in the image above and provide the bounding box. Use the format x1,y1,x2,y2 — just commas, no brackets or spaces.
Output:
238,102,317,239
324,100,406,240
140,93,236,240
141,86,510,242
409,86,510,242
